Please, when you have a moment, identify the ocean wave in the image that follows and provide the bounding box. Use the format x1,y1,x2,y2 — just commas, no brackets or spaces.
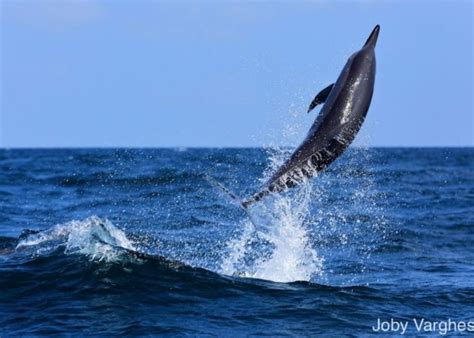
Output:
0,216,372,297
14,216,135,262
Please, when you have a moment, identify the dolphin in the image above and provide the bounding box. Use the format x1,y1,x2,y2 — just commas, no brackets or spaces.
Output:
241,25,380,208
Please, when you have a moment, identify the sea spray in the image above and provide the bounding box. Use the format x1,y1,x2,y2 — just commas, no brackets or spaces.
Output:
218,142,387,284
16,216,135,262
220,148,324,282
250,187,323,282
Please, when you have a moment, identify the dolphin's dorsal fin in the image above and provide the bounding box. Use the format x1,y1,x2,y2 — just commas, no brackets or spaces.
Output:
307,83,334,113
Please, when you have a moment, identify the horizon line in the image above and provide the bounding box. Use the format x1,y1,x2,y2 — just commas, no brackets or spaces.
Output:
1,145,473,150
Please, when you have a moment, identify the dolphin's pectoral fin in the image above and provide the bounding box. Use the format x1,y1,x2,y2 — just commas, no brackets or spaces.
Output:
307,83,334,113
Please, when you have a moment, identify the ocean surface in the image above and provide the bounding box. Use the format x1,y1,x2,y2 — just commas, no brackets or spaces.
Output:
0,147,472,336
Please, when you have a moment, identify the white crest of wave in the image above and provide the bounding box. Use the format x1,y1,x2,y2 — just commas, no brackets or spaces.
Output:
16,216,135,262
220,148,324,283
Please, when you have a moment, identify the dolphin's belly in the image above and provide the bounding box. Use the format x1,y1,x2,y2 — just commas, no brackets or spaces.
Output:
266,125,356,193
261,77,373,198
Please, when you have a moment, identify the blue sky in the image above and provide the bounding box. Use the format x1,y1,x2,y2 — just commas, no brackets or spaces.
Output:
1,0,472,147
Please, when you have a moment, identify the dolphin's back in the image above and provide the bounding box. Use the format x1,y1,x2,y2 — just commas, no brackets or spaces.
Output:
242,27,379,208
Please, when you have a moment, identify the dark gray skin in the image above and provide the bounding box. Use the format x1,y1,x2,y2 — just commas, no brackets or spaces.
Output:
242,25,380,208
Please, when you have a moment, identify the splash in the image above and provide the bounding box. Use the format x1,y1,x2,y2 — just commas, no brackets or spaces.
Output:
250,186,324,282
16,216,135,262
217,130,386,284
220,148,324,283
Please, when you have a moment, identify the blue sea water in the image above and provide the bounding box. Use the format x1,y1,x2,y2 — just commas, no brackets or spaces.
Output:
0,148,472,336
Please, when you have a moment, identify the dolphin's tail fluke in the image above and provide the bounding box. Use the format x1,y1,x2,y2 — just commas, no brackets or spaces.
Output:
204,175,260,230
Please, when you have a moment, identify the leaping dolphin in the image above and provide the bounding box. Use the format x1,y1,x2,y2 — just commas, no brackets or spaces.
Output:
207,25,379,216
239,25,380,208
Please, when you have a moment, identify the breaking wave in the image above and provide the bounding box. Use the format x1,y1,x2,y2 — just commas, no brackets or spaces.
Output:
15,216,136,262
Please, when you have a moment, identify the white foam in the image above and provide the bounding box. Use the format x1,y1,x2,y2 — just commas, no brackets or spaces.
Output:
250,188,324,283
16,216,135,262
220,148,324,283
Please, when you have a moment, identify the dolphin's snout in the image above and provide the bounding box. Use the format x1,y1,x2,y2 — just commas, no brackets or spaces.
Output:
364,24,380,48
